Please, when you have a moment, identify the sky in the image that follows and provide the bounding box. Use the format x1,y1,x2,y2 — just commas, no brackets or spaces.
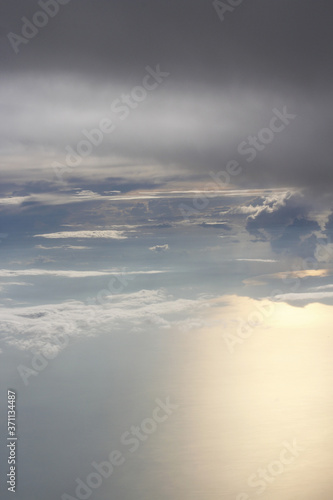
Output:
0,1,333,499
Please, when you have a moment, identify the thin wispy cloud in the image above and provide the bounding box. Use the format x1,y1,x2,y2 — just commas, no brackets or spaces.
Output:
0,269,167,278
34,230,128,239
236,259,278,263
35,245,92,250
309,284,333,291
273,291,333,302
0,282,33,292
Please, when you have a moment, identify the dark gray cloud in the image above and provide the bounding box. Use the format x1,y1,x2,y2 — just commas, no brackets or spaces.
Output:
271,223,319,259
246,193,311,237
1,0,332,88
324,211,333,240
0,0,332,197
245,193,321,258
0,1,332,224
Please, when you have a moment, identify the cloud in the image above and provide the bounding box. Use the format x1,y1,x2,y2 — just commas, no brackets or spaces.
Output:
0,281,33,292
236,259,278,263
0,269,115,278
0,281,33,286
35,245,92,250
271,223,320,258
200,222,232,230
0,269,167,278
242,269,332,286
33,230,127,239
324,211,333,239
246,192,304,236
245,192,321,257
0,289,206,354
309,284,333,291
0,1,332,201
23,256,55,266
0,196,30,205
149,244,169,252
229,205,262,215
273,292,333,302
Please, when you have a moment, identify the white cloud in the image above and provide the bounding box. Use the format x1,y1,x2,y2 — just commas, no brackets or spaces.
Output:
228,190,296,217
273,291,333,302
228,205,261,215
110,188,288,202
1,281,33,286
34,230,127,239
315,243,333,263
309,284,333,291
0,282,33,292
0,196,30,205
0,269,167,278
0,289,206,354
74,190,100,199
243,269,332,286
35,245,92,250
0,188,294,214
149,244,169,252
236,259,278,263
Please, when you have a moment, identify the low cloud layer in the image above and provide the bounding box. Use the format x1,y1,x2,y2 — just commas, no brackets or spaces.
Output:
0,288,206,354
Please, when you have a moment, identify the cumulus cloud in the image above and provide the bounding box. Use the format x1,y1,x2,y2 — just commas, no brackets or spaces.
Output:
246,192,303,235
245,192,321,257
228,191,296,217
